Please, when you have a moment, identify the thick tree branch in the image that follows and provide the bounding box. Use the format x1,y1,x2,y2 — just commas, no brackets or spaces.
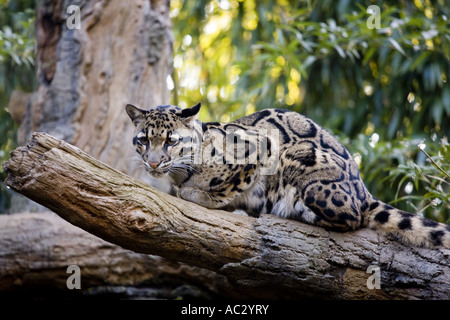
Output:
0,212,236,299
3,132,449,299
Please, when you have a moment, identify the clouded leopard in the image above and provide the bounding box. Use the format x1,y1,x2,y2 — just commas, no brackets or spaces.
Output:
126,102,450,248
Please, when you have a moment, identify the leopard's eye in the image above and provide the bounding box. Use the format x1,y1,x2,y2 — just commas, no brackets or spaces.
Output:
137,136,149,145
165,135,179,146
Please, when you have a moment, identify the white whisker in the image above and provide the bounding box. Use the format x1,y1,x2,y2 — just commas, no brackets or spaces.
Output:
173,163,200,173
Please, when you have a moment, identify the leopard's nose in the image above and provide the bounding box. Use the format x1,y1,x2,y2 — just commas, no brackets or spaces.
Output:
149,161,160,169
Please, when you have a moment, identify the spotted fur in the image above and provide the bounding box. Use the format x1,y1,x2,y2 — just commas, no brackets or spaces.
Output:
126,103,450,248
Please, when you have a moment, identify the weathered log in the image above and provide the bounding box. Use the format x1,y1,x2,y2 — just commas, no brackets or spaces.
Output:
3,132,449,299
0,212,236,299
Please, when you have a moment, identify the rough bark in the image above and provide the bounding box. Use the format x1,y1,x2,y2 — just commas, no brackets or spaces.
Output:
3,132,450,299
20,0,172,175
11,0,172,212
0,212,236,299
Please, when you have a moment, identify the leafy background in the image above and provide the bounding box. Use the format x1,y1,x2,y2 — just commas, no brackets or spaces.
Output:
0,0,35,212
1,0,449,223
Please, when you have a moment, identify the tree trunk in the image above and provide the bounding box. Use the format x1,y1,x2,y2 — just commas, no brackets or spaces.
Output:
3,132,449,299
18,0,172,179
10,0,174,214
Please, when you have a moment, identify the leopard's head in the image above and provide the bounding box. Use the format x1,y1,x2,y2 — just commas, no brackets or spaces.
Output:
125,103,201,178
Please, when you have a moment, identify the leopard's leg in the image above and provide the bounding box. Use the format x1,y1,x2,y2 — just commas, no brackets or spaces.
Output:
268,189,361,231
299,181,364,231
267,186,339,230
271,142,365,231
178,164,264,213
178,183,257,210
178,186,229,209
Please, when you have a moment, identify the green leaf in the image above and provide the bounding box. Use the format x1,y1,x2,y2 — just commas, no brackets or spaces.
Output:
431,100,443,124
388,38,406,56
334,44,346,58
362,46,376,65
410,51,431,71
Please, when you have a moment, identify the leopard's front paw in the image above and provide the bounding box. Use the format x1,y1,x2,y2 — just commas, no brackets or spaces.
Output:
178,187,218,208
178,187,196,202
177,187,223,209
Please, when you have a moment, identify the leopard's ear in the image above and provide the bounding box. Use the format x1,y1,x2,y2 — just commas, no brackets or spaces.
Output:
179,103,201,126
126,104,146,126
179,102,201,118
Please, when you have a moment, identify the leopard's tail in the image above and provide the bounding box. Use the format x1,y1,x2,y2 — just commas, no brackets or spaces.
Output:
365,199,450,248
